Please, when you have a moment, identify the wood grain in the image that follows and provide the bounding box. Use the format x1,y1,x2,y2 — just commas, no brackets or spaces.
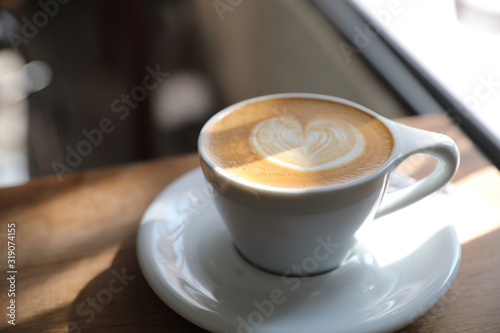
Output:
0,115,499,332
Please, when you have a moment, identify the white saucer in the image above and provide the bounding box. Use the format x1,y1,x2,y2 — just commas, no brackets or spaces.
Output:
137,168,460,333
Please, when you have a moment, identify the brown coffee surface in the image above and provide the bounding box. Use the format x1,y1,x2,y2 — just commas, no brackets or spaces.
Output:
203,98,394,188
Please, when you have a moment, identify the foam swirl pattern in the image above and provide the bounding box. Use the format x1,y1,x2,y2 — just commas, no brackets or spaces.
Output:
252,117,365,171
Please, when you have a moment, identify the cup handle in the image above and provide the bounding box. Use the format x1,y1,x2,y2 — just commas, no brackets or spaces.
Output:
375,122,460,218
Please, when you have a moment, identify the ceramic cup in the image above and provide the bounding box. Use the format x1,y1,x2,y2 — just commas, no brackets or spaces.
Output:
198,93,459,276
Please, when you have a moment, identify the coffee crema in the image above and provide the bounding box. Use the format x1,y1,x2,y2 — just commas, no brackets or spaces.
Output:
203,98,394,188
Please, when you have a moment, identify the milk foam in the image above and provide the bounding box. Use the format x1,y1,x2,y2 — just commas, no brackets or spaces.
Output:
251,117,365,171
203,97,394,188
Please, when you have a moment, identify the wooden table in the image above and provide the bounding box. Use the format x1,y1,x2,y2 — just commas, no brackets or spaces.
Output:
1,114,499,332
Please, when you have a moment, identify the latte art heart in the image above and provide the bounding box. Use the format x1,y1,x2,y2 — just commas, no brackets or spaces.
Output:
251,117,365,171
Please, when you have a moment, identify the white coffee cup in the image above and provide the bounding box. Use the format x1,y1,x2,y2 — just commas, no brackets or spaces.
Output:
198,93,459,276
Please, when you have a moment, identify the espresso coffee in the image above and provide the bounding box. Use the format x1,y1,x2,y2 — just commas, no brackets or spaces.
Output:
203,98,394,188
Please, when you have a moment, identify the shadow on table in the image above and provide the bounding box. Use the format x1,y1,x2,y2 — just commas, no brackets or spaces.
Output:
66,232,208,333
64,223,500,333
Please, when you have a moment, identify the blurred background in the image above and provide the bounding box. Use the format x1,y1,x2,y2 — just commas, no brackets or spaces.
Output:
3,0,486,187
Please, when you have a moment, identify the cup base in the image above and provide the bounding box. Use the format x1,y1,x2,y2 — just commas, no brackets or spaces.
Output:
233,243,342,277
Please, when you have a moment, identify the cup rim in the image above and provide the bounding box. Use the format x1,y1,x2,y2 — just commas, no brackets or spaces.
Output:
198,93,398,194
